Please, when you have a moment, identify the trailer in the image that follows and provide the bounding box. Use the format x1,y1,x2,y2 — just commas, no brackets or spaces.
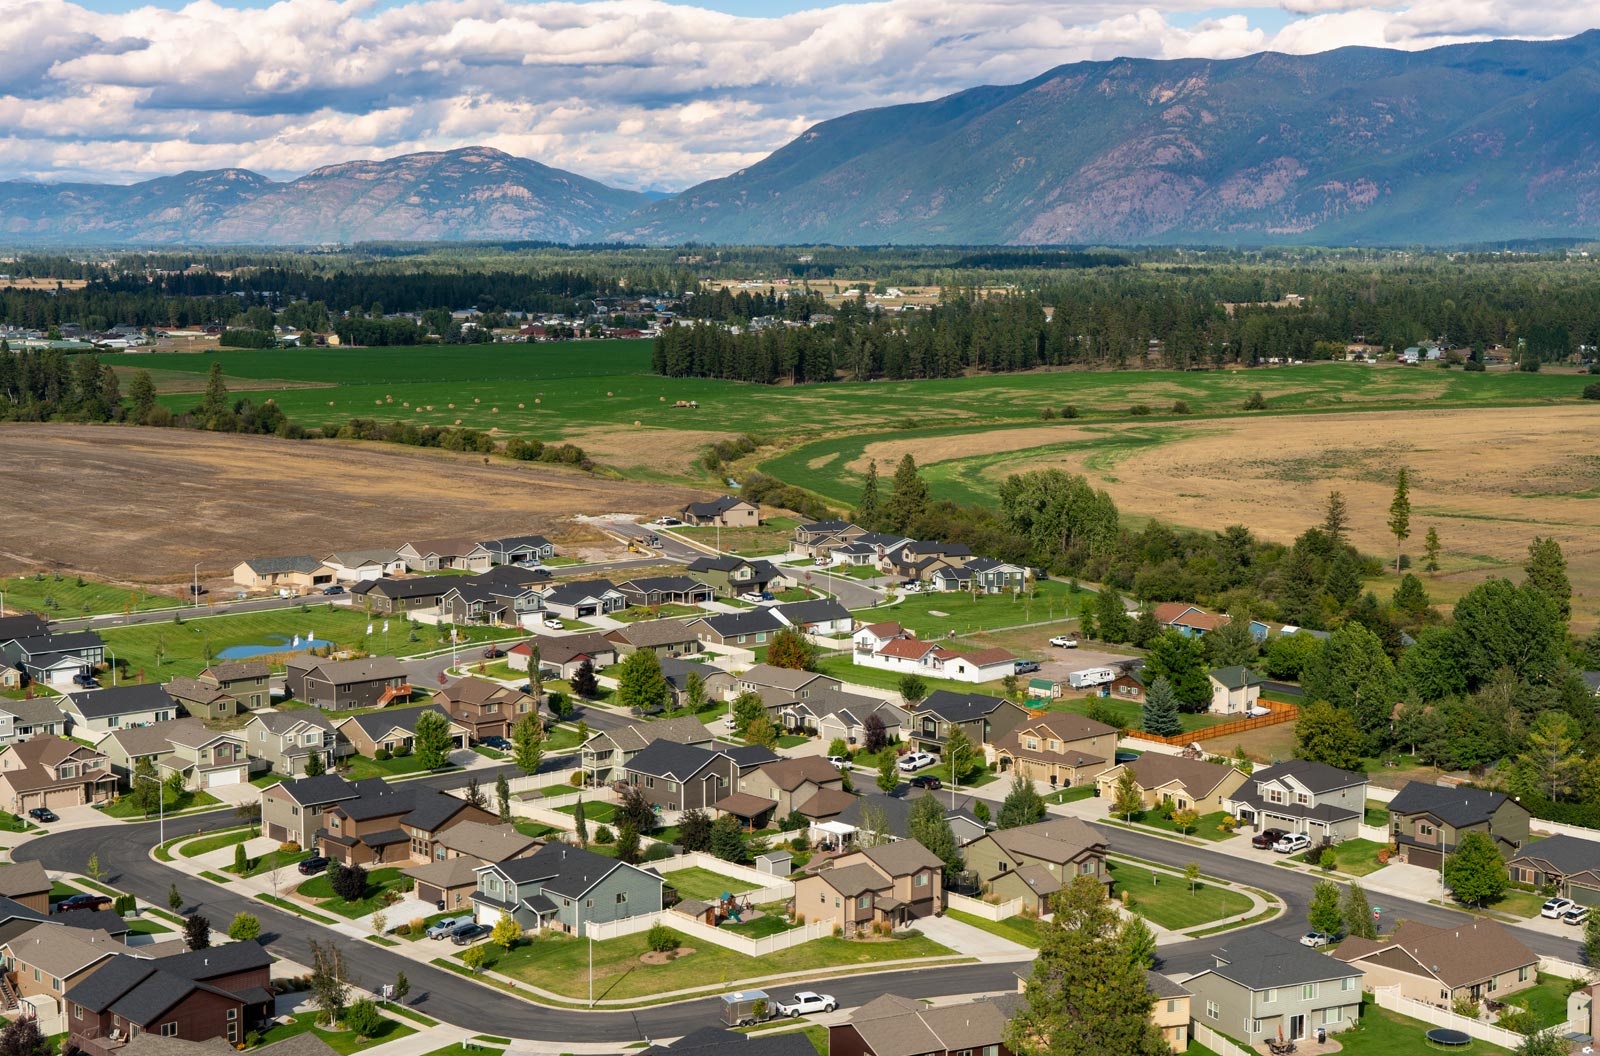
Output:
1067,667,1116,689
720,989,774,1027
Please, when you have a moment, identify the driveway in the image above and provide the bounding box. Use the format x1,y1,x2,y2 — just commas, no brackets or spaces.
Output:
914,912,1033,960
1037,646,1140,684
204,781,261,807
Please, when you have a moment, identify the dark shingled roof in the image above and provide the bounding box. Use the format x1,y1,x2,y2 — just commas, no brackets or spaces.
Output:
1388,782,1514,828
1204,930,1361,990
268,773,358,805
64,683,178,720
625,740,727,781
916,689,1013,723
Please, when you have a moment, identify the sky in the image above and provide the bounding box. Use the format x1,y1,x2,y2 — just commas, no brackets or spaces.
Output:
2,0,1596,191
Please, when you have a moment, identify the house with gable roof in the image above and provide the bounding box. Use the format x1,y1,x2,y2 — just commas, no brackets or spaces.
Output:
963,817,1109,912
320,549,406,583
396,538,492,573
1508,834,1600,904
100,717,250,791
284,655,411,711
1224,759,1367,843
772,597,854,636
679,496,760,528
907,690,1029,754
230,556,335,593
477,534,556,565
60,684,182,740
1093,754,1248,815
333,703,469,759
991,712,1118,789
795,840,944,933
471,843,664,935
858,639,1018,686
243,710,340,777
1208,665,1265,715
832,992,1023,1056
316,777,495,866
622,740,736,812
0,735,117,813
1182,930,1362,1047
1387,781,1530,870
579,716,713,785
1334,918,1536,1005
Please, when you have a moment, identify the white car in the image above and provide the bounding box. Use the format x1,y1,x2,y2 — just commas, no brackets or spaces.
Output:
1542,897,1577,919
1273,833,1312,855
775,991,836,1017
654,516,681,526
1565,906,1591,927
826,755,850,770
1049,636,1079,648
1300,931,1339,948
542,616,564,630
897,751,937,772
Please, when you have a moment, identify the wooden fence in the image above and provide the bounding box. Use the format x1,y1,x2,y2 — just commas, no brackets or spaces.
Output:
1124,699,1299,747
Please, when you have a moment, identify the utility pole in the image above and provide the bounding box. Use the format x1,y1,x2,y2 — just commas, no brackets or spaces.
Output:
193,563,201,609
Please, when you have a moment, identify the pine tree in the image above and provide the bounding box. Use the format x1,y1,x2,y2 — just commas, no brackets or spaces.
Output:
883,453,929,534
304,750,326,776
1321,490,1350,544
511,713,545,777
1140,676,1182,737
1342,880,1377,939
574,798,589,847
1423,526,1442,575
857,460,881,529
1388,467,1412,572
1094,588,1131,644
197,361,231,428
1524,536,1572,621
496,770,512,824
127,369,157,424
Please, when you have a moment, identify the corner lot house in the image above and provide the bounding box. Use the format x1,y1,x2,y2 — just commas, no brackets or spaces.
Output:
0,735,117,813
796,840,944,933
622,741,735,812
260,774,361,847
1334,919,1536,1005
1225,760,1367,844
100,717,249,790
1094,755,1248,815
404,820,543,911
992,713,1117,789
335,704,468,758
434,676,536,743
318,779,495,866
1207,665,1264,715
1387,782,1531,870
579,716,713,785
831,992,1020,1056
242,710,339,777
907,691,1029,755
471,843,665,936
60,684,182,740
1182,930,1363,1047
679,496,760,528
509,633,617,679
1508,835,1600,903
963,817,1109,912
0,920,124,1010
285,655,411,711
231,555,335,592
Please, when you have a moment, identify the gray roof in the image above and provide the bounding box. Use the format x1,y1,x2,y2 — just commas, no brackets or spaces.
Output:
625,739,728,781
0,697,66,726
916,689,1014,723
8,630,104,655
659,657,727,690
0,861,49,899
64,683,178,720
333,779,467,831
64,940,271,1023
836,790,984,842
490,843,660,899
323,548,400,566
203,660,271,682
0,615,49,641
353,577,452,600
240,555,323,575
1388,782,1514,827
1250,759,1365,795
774,597,852,625
1147,970,1190,999
250,710,334,734
724,745,780,769
1202,930,1362,990
286,654,410,684
682,496,748,517
541,579,619,607
340,702,454,741
648,1027,815,1056
692,610,784,638
267,773,359,806
608,619,701,649
616,576,711,596
1509,834,1600,875
478,534,553,553
738,664,837,692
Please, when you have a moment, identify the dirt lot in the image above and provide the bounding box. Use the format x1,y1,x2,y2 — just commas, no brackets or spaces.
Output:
0,424,704,585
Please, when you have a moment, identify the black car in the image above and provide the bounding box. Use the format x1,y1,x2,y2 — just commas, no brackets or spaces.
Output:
450,922,490,945
56,893,113,913
322,585,346,595
1250,828,1288,850
187,584,208,595
480,735,512,751
297,855,330,876
481,646,505,659
27,808,58,823
72,673,99,688
1014,660,1041,674
908,775,943,790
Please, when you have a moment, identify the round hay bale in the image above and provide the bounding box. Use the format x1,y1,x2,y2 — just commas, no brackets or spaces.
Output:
491,407,499,413
518,403,525,409
328,401,335,406
426,405,434,410
659,396,666,402
534,398,541,404
607,391,614,397
474,398,481,404
454,419,462,425
403,401,410,407
374,399,382,405
634,420,642,426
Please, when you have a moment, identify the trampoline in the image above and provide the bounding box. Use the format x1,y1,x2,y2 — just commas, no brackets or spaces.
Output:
1425,1027,1472,1049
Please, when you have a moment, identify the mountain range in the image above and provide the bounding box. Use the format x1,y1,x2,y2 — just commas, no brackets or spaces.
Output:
5,32,1600,247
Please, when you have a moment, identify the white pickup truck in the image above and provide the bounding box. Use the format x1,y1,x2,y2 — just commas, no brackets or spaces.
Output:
774,992,837,1017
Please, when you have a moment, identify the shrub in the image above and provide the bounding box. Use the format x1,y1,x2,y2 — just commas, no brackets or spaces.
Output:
1061,405,1079,418
595,825,615,845
1464,360,1486,372
374,748,392,762
569,771,584,787
1128,404,1152,416
395,742,412,757
343,998,384,1039
1583,382,1600,400
1040,407,1057,420
279,842,301,853
1243,391,1267,410
647,923,678,953
1171,400,1191,414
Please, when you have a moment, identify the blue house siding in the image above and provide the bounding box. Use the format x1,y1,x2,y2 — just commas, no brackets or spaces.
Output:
550,866,665,936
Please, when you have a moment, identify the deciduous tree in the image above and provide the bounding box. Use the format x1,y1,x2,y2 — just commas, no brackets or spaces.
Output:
1443,831,1508,907
1342,881,1376,940
1113,768,1143,822
183,914,211,950
897,674,928,706
228,912,261,941
1309,881,1342,936
766,628,818,671
877,752,900,795
413,710,452,770
909,794,962,873
1145,632,1210,713
511,713,545,777
998,771,1046,829
1294,701,1365,771
491,914,522,950
678,808,712,853
616,648,671,713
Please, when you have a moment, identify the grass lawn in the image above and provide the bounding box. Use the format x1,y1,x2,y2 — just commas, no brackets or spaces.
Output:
250,773,286,789
229,848,312,877
609,604,705,624
1480,889,1548,919
1108,860,1253,931
1335,997,1511,1056
777,734,810,749
124,918,173,935
102,788,221,819
674,516,801,556
1127,809,1237,842
338,753,457,780
1044,785,1097,805
180,829,253,858
723,906,799,939
514,820,560,840
0,574,176,618
462,929,955,1001
813,654,1004,698
545,724,583,753
1365,801,1391,827
860,580,1081,639
1311,838,1390,877
0,812,37,833
295,866,408,919
251,1011,415,1055
1507,973,1576,1029
554,800,616,824
945,909,1043,948
662,866,760,902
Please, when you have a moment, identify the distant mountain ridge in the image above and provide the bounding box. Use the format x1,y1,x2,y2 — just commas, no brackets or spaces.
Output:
3,32,1600,247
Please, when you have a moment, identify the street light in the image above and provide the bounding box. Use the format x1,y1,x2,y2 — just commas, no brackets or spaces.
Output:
193,563,201,609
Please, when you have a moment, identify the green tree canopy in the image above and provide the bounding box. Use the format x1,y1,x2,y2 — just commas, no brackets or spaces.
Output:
1140,676,1183,738
1442,831,1509,907
1301,621,1398,750
615,648,670,714
909,793,962,873
997,771,1046,829
1294,700,1365,771
1451,578,1566,689
1144,631,1210,713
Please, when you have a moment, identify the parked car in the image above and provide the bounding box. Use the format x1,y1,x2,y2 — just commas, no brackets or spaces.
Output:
71,673,99,688
481,646,505,659
900,581,921,593
297,855,330,876
321,585,345,595
898,751,937,772
427,915,474,939
1014,660,1041,674
1273,833,1312,855
775,991,837,1017
1564,906,1591,927
1300,931,1339,948
450,922,491,945
1542,896,1577,919
1048,636,1079,648
187,584,208,596
1250,828,1288,850
908,775,943,790
55,893,113,913
481,735,512,751
543,617,564,630
826,755,849,770
739,591,767,603
27,808,58,823
655,516,681,526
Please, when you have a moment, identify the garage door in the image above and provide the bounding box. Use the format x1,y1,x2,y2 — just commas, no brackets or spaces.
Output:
204,768,244,788
43,787,83,809
1571,884,1600,907
1406,847,1443,870
267,823,289,843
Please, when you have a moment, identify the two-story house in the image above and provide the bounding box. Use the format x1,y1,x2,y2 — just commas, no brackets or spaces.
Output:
685,556,793,598
404,820,544,911
796,841,944,933
471,843,665,936
908,691,1029,756
160,678,238,722
285,655,411,711
686,610,785,649
739,757,846,818
0,698,68,748
1387,782,1531,870
438,579,544,628
243,711,340,777
0,861,53,913
735,664,843,713
1207,666,1265,716
622,741,737,812
1182,930,1363,1047
538,579,628,621
1225,760,1367,844
1,921,126,1012
59,684,182,741
679,496,760,528
579,716,713,785
100,717,250,791
333,704,469,759
260,774,361,847
197,651,275,706
434,677,536,743
318,780,495,867
824,531,912,568
789,519,865,559
962,817,1110,912
0,630,105,688
831,992,1019,1056
927,557,1028,595
779,689,906,749
0,736,117,814
348,577,451,617
992,712,1118,789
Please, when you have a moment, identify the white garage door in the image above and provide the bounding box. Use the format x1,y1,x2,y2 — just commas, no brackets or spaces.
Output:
204,768,244,787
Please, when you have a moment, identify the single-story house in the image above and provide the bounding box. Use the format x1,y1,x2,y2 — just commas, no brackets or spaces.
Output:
1094,755,1248,815
478,535,556,565
508,633,617,679
679,496,760,528
348,577,450,616
231,556,335,592
1509,834,1600,903
396,538,492,573
334,704,469,759
1335,919,1537,1005
321,549,406,582
539,579,628,620
857,639,1018,686
614,577,715,608
772,598,854,636
605,619,703,659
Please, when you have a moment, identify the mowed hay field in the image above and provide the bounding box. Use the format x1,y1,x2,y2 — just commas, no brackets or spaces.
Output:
0,423,702,582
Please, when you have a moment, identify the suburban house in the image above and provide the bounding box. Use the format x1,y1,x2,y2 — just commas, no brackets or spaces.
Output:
878,541,973,580
0,734,116,815
1,920,125,1011
1334,919,1537,1006
790,519,866,558
735,664,843,711
580,716,714,785
907,691,1029,756
1094,755,1248,815
539,579,628,620
434,677,536,743
439,579,544,628
1151,603,1274,641
284,655,411,711
797,840,944,933
769,598,852,637
320,549,406,582
739,757,846,817
1,630,106,687
196,661,271,711
991,713,1118,789
605,619,703,660
614,577,716,608
678,496,760,528
687,610,785,649
0,861,51,914
405,820,544,911
0,662,20,691
830,992,1021,1056
856,638,1018,685
1146,971,1194,1053
261,774,361,847
100,718,250,791
660,658,735,707
348,577,451,616
0,616,48,642
779,689,906,748
0,698,68,747
60,684,182,740
1224,760,1367,844
317,780,495,866
64,940,273,1053
160,678,238,722
396,538,492,573
622,741,736,812
244,711,341,776
853,622,910,656
478,535,556,565
686,556,793,598
1508,835,1600,903
1101,670,1146,704
1207,666,1265,715
826,532,915,568
471,843,665,935
508,633,617,679
1182,930,1363,1047
927,557,1028,595
230,555,335,592
963,817,1110,912
649,1028,815,1056
833,790,989,848
334,703,469,759
1387,782,1531,870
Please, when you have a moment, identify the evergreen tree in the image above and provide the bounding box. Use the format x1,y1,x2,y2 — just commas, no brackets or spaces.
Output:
678,808,713,852
1524,536,1572,621
571,659,600,698
897,674,928,706
1387,467,1412,572
909,794,962,873
883,453,929,534
710,814,747,863
1342,880,1377,940
304,750,326,777
1094,588,1131,644
1128,606,1162,648
1325,548,1363,607
496,770,512,824
1204,615,1258,667
997,772,1046,829
944,726,978,785
857,460,881,529
1140,676,1182,738
127,369,157,424
1321,490,1350,544
573,798,588,846
615,821,641,865
1423,526,1442,575
197,361,232,429
1392,573,1431,622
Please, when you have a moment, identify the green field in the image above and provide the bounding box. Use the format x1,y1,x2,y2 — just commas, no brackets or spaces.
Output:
0,575,177,617
857,580,1082,639
1108,860,1253,930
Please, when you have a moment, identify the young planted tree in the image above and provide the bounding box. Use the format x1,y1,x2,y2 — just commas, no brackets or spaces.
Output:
393,972,410,1006
496,770,512,824
464,776,488,811
491,914,522,950
183,914,211,950
616,782,655,835
573,798,589,847
1308,881,1343,936
877,751,900,795
511,712,546,777
908,794,962,873
1342,880,1377,940
616,648,671,714
944,726,978,786
1122,914,1157,969
233,843,248,875
1112,768,1143,823
304,751,326,777
461,944,488,974
228,912,262,941
684,672,707,713
412,710,453,770
744,716,779,749
1388,467,1412,572
1182,862,1201,893
168,884,183,914
997,772,1046,829
343,999,384,1041
86,851,108,883
1423,525,1442,575
1172,810,1201,839
130,756,161,814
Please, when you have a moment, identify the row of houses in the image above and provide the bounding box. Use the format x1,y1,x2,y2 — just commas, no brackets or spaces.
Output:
232,533,559,592
0,613,106,689
791,521,1029,594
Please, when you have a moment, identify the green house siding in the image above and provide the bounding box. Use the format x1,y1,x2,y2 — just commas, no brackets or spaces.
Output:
550,867,664,936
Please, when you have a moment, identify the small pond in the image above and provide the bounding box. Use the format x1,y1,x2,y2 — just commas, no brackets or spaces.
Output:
215,635,334,660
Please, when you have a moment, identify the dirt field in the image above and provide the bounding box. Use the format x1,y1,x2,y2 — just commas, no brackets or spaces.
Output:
0,424,703,584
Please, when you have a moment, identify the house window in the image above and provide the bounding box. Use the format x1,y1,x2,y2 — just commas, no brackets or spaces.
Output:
227,1009,237,1021
1419,823,1435,837
161,1024,178,1037
1167,1000,1178,1013
616,893,627,904
982,1047,998,1056
668,782,678,793
1518,966,1530,982
1205,1001,1219,1021
52,977,60,992
586,899,595,908
1487,978,1498,993
914,873,928,887
1262,989,1275,1004
857,895,871,909
1301,983,1317,1000
1025,739,1038,751
74,1006,81,1021
1245,1019,1260,1035
1342,977,1357,992
1323,1008,1342,1024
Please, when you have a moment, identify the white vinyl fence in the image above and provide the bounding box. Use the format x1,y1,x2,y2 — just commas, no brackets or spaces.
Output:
945,892,1026,921
1371,985,1527,1049
1192,1024,1251,1056
586,909,832,956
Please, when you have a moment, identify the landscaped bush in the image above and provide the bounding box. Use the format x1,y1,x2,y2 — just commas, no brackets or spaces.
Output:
646,923,678,953
279,842,301,853
594,826,615,845
395,742,412,757
374,748,392,761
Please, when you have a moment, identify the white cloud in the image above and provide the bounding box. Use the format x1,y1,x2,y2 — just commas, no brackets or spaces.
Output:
0,0,1593,190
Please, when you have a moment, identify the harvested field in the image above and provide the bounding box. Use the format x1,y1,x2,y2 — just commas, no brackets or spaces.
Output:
0,424,703,584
